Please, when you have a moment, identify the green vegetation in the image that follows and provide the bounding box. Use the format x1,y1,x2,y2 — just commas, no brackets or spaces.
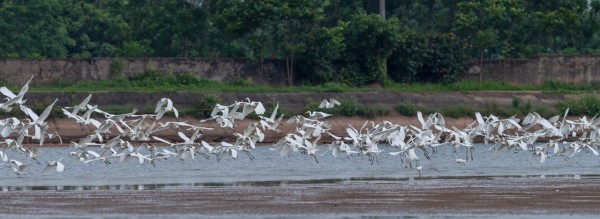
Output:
304,98,389,118
12,75,600,94
439,105,478,118
194,94,223,118
3,1,600,87
395,103,428,116
396,98,558,119
557,95,600,116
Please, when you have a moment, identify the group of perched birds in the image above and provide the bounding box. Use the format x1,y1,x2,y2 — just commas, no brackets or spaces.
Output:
0,77,599,177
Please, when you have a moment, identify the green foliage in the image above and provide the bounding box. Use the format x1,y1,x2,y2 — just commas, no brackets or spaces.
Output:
482,102,521,117
227,76,254,87
340,12,402,86
557,96,600,116
125,70,205,87
301,27,344,84
121,41,153,57
533,106,557,118
542,81,600,93
388,32,469,83
194,94,222,119
440,105,478,118
511,97,521,108
304,98,389,118
510,97,533,115
1,0,600,62
321,83,349,93
0,1,74,58
111,59,125,77
395,103,427,116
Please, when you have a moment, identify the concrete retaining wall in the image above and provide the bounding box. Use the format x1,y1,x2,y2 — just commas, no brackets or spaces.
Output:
24,91,583,114
0,58,288,86
464,55,600,84
3,55,600,86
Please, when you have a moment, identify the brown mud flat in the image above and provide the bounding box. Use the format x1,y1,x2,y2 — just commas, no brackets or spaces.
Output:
0,178,599,216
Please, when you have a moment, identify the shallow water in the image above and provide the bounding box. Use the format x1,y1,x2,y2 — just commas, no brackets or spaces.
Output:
1,143,597,190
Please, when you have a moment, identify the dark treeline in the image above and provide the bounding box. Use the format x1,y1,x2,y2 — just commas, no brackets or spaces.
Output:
1,0,599,86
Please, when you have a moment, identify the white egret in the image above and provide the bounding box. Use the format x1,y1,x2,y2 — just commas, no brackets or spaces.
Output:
318,98,340,109
154,98,179,120
42,156,66,173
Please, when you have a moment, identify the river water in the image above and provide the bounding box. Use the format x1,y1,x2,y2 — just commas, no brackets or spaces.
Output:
0,144,597,190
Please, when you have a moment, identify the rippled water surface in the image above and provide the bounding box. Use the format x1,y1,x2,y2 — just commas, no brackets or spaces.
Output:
1,144,598,190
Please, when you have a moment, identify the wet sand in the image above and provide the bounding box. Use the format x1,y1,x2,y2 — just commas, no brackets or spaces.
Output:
1,177,600,217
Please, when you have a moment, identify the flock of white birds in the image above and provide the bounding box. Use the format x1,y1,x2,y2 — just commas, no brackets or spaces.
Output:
0,77,599,177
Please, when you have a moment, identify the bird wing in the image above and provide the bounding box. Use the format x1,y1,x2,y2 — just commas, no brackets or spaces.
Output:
269,103,279,121
18,75,34,96
155,109,166,121
56,161,65,172
173,107,179,118
155,98,165,113
73,94,92,115
230,148,238,159
0,86,16,99
318,99,328,109
41,164,53,174
165,98,174,111
4,92,25,106
254,102,266,115
417,111,426,128
475,112,485,125
178,131,191,143
152,136,172,145
37,99,58,124
20,105,39,122
330,98,340,106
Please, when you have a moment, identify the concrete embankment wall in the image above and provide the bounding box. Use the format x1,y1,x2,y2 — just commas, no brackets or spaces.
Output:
0,58,288,86
464,55,600,84
3,55,600,86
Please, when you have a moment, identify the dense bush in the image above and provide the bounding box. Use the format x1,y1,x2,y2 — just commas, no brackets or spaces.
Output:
440,105,478,118
340,12,402,86
194,94,223,119
557,95,600,116
388,32,469,83
125,70,210,87
395,103,427,116
304,98,389,118
301,27,344,84
301,12,401,87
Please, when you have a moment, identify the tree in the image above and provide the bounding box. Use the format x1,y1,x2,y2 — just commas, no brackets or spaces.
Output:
63,1,130,57
110,0,209,57
529,0,591,53
0,1,74,58
301,26,344,84
388,32,468,83
219,0,323,85
340,11,401,86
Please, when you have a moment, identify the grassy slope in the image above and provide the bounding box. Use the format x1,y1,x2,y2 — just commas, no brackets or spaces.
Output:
4,76,600,118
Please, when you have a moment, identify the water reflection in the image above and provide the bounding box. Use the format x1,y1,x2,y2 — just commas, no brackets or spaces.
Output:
1,174,593,192
3,145,600,192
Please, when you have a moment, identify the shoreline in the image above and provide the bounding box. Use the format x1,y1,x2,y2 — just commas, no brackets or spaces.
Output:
1,177,599,216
